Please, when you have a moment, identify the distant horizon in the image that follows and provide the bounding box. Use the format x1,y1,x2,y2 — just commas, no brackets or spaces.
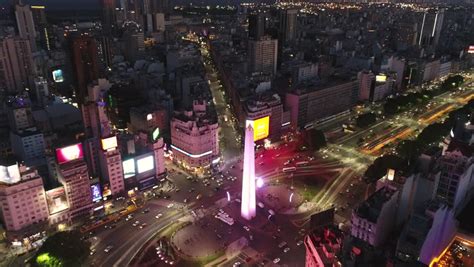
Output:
0,0,252,10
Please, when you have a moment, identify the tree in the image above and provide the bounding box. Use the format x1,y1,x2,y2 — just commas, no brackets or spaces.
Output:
33,231,90,267
356,112,377,128
304,129,327,150
396,140,421,164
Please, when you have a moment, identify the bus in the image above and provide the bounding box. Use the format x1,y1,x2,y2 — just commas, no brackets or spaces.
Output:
282,167,296,173
295,161,309,167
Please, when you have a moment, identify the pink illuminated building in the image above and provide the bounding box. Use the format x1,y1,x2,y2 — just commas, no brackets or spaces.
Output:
241,125,256,220
170,100,219,170
0,162,49,231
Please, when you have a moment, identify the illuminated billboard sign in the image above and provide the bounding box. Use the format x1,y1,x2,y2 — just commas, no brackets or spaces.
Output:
101,136,118,151
246,116,270,141
123,159,135,179
52,69,64,83
137,156,154,174
468,45,474,54
152,127,160,142
46,187,68,215
376,74,387,82
91,184,102,202
0,163,21,184
56,144,83,164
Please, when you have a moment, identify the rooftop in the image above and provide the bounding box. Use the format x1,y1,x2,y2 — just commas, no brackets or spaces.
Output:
354,186,397,223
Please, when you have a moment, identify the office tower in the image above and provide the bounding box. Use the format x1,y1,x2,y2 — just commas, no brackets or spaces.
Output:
417,9,445,49
0,36,35,93
97,36,113,76
150,0,169,14
57,143,93,219
71,36,100,104
248,36,278,76
101,0,117,34
123,30,145,61
33,77,49,107
241,124,256,221
15,4,37,51
279,9,297,43
154,13,165,32
0,162,49,231
30,5,49,50
10,128,45,166
248,13,265,40
5,94,35,132
99,136,125,196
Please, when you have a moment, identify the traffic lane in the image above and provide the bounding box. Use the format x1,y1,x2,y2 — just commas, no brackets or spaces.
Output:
93,210,185,267
90,202,178,264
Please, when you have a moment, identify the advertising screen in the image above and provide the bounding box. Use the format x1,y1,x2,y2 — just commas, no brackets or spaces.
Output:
56,144,83,164
52,69,64,83
376,74,387,82
246,116,270,141
152,127,160,142
45,187,68,215
137,156,154,174
91,184,102,202
0,164,21,184
469,45,474,54
123,159,135,179
101,136,117,151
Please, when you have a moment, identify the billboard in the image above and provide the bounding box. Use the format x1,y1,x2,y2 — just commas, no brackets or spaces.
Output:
52,69,64,83
46,187,68,215
123,159,135,179
0,163,21,184
101,136,117,151
152,127,160,142
376,74,387,82
246,116,270,141
91,184,102,202
468,45,474,54
137,155,154,174
56,144,83,164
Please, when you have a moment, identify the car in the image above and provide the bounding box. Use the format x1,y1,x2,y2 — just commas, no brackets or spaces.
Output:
273,258,281,264
167,203,174,208
104,245,113,253
233,261,241,267
196,194,202,200
283,247,291,253
257,202,265,208
296,240,304,246
125,215,133,221
183,198,188,203
155,213,163,219
90,248,96,255
243,226,250,232
142,208,150,214
140,223,147,229
278,241,287,248
132,221,140,227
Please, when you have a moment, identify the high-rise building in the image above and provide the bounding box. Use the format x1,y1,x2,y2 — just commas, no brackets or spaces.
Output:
0,162,49,232
358,70,375,102
98,36,113,73
57,143,93,219
99,136,125,196
10,128,45,166
5,94,35,132
0,36,35,93
351,186,399,247
434,150,470,207
241,124,256,220
15,4,37,51
417,9,445,49
150,0,169,14
82,79,112,138
248,36,278,76
170,101,219,170
248,13,265,40
101,0,117,34
279,9,297,43
71,36,100,104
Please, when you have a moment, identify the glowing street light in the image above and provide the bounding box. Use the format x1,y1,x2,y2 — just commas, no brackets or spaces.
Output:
256,177,264,188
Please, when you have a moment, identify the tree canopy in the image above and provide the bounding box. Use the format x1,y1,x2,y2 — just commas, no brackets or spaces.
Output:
33,230,90,267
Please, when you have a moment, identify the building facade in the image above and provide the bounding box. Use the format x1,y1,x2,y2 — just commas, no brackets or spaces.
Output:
248,37,278,76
